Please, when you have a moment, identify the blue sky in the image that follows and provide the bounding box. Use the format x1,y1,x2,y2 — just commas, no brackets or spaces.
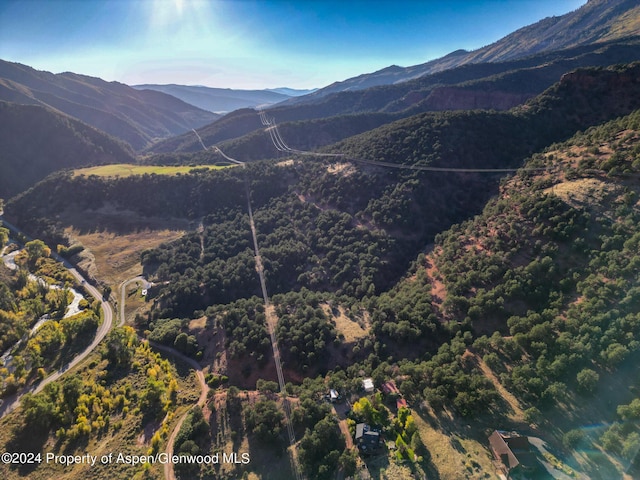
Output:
0,0,586,89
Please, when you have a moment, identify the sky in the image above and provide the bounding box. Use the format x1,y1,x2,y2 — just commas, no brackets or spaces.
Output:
0,0,587,90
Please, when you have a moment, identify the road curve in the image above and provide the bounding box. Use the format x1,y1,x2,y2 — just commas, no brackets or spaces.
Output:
151,341,208,480
0,217,114,418
119,276,208,480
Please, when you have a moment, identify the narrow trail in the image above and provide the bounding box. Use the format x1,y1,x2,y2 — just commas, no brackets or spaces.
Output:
244,180,302,480
197,218,205,262
474,353,525,421
152,341,208,480
120,277,209,480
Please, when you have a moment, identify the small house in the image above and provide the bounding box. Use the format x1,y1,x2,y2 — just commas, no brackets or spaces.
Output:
488,430,537,477
355,423,382,453
362,378,374,393
381,381,399,395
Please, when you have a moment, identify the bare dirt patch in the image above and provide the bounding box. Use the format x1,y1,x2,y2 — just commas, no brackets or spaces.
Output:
195,317,279,390
189,316,207,329
424,250,447,315
327,162,356,176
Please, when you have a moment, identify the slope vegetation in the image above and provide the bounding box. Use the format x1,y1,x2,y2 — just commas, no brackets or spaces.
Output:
149,39,640,156
413,108,640,478
0,101,134,198
4,64,640,480
0,60,219,150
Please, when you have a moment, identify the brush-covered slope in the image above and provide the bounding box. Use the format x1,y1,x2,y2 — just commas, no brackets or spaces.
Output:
3,70,640,480
0,101,134,199
11,64,640,318
145,108,261,154
0,60,219,150
397,108,640,478
328,63,640,166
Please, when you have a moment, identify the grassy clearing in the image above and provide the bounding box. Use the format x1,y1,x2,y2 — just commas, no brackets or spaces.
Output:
322,303,369,343
545,178,622,207
122,282,148,325
73,164,230,178
66,227,185,287
411,407,499,480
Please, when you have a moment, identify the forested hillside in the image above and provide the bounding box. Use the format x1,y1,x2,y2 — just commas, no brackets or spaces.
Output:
9,64,640,301
132,110,640,477
407,107,640,477
4,59,640,480
148,39,640,157
0,60,219,150
112,66,640,478
0,101,134,198
1,0,640,477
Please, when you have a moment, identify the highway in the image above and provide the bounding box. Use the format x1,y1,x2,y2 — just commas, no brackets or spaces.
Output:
0,216,114,418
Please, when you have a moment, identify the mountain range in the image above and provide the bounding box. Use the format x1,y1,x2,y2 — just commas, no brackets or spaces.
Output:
283,0,640,102
133,84,315,114
0,60,218,151
0,0,636,197
0,100,134,198
145,37,640,156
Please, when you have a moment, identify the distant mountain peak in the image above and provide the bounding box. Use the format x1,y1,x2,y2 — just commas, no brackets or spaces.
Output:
291,0,639,101
0,60,218,150
133,84,300,113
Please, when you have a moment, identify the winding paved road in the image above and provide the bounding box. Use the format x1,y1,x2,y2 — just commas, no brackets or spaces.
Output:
0,217,114,418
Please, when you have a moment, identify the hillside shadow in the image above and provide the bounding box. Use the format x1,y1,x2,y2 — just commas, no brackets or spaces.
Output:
5,422,49,477
59,206,192,236
245,433,291,480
